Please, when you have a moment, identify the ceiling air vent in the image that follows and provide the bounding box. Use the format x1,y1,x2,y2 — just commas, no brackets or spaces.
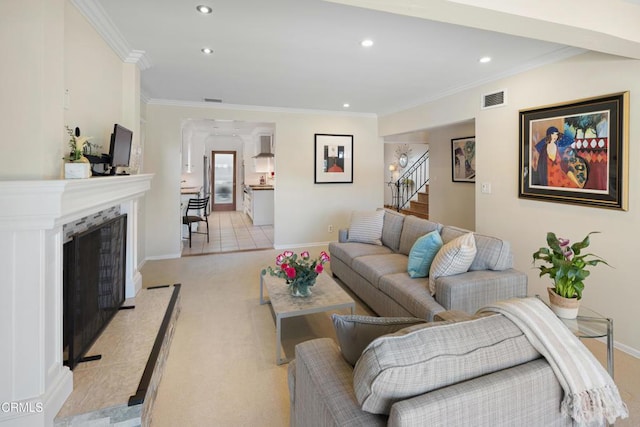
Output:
204,98,223,103
481,90,506,109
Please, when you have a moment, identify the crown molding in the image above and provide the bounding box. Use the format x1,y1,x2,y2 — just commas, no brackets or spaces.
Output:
140,91,151,105
125,50,152,70
69,0,152,70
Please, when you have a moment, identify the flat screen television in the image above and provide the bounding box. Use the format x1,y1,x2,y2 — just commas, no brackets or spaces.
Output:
109,124,133,174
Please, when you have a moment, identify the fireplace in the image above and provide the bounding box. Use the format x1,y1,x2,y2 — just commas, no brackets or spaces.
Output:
0,174,153,426
63,214,127,370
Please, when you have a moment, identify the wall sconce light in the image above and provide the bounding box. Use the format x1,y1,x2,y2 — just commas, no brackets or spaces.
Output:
389,164,396,172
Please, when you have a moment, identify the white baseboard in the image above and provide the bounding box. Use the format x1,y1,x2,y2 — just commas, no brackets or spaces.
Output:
274,241,330,250
613,339,640,359
145,253,182,261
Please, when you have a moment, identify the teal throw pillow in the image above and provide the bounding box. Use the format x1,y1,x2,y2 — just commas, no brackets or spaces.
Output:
407,231,443,278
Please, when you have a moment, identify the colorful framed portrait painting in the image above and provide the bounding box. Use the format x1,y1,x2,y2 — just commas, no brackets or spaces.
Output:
519,92,629,210
451,136,476,183
314,134,353,184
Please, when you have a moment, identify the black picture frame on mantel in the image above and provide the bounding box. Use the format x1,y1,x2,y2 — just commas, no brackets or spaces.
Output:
314,134,353,184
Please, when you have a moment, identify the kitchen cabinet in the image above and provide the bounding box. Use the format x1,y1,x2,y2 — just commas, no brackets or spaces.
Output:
244,188,252,218
244,187,274,225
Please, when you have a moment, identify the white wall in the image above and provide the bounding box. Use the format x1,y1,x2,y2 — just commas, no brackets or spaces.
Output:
0,0,65,179
379,51,640,354
144,103,381,259
63,2,125,165
427,121,475,230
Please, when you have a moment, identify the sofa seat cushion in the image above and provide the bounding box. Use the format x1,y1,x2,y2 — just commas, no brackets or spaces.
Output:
398,216,442,256
353,314,541,415
441,226,513,271
378,273,444,321
351,254,408,289
328,242,393,268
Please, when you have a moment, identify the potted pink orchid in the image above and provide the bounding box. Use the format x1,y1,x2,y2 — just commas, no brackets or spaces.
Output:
262,250,330,297
533,231,610,318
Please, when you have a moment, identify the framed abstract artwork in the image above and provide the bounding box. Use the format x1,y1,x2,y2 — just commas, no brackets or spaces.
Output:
519,92,629,210
314,134,353,184
451,136,476,183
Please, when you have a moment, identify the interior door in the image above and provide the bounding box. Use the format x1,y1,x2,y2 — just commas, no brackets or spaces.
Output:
211,151,236,211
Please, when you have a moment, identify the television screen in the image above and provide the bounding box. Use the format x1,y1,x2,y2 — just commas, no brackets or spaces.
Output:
109,124,133,170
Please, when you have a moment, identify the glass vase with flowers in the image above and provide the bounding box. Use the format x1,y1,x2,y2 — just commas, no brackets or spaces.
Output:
262,250,330,297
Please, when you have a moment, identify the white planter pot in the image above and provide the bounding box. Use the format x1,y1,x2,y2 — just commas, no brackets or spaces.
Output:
64,162,91,179
547,287,580,319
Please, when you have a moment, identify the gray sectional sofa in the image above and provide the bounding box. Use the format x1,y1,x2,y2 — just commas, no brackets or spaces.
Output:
328,209,527,320
288,312,573,426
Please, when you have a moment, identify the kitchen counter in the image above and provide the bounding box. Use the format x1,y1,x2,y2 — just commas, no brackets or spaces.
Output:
247,185,274,191
181,186,202,195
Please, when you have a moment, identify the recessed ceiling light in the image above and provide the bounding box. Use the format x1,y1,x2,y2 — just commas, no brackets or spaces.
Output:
196,5,212,14
201,47,213,55
361,39,374,48
479,56,492,63
343,103,350,108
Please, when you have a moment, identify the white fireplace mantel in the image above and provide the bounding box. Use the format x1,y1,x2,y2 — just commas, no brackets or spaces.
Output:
0,174,153,427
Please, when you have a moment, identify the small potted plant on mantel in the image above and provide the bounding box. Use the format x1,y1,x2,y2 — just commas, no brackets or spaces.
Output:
532,231,610,319
63,125,92,179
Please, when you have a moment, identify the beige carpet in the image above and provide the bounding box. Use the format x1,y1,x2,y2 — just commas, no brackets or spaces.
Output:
142,247,638,426
142,247,372,426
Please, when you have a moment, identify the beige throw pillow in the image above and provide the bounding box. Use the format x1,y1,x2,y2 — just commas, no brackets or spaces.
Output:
348,210,385,245
428,232,476,295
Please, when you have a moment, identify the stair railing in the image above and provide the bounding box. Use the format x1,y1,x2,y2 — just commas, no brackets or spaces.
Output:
388,150,430,211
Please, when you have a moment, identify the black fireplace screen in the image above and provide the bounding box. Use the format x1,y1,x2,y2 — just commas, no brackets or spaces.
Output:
63,214,127,370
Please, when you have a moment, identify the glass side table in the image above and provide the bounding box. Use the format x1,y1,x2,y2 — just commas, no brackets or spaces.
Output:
537,296,614,378
559,305,614,379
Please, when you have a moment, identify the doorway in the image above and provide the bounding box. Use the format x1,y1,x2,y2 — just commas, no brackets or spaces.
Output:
211,151,236,211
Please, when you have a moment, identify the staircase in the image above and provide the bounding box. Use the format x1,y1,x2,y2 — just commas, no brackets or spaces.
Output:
400,185,429,219
388,150,430,219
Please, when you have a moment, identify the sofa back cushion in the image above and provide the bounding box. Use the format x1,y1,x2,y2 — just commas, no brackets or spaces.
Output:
398,216,442,256
353,314,540,415
381,209,405,252
440,226,513,271
332,314,426,366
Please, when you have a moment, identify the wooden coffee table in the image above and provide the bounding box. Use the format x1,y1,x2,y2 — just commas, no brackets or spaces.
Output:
260,272,355,364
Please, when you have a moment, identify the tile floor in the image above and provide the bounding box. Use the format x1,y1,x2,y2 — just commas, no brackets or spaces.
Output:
181,211,274,256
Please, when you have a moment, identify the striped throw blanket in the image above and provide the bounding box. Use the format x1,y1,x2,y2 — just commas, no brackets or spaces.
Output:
479,297,628,426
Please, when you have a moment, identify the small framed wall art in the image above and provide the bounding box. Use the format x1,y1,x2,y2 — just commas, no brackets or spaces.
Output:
518,92,629,210
314,134,353,184
451,136,476,183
